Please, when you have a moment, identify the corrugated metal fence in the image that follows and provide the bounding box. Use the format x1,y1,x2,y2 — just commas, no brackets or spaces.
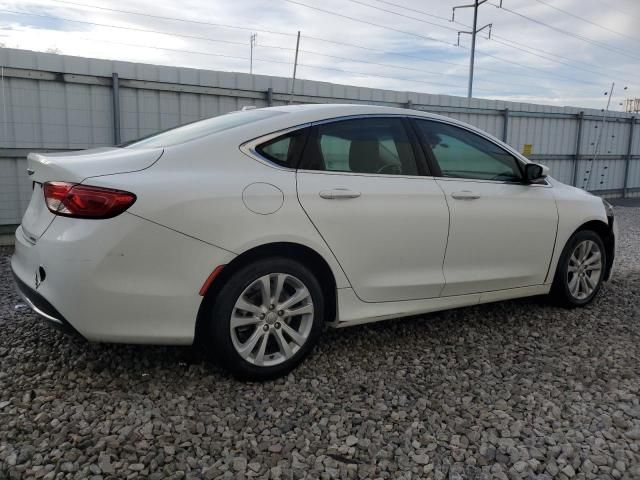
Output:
1,48,639,226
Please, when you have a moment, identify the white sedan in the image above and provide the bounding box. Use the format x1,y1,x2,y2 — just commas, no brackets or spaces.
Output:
11,104,617,379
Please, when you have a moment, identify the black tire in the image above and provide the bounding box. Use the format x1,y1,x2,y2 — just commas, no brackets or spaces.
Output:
204,257,324,380
550,229,606,308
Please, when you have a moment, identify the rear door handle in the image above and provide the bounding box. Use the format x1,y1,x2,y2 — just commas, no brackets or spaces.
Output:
451,191,481,200
319,188,361,200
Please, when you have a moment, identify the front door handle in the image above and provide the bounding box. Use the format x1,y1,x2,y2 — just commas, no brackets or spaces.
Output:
451,191,481,200
319,188,361,200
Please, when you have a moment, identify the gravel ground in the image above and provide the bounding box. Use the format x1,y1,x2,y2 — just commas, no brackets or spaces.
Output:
1,208,639,480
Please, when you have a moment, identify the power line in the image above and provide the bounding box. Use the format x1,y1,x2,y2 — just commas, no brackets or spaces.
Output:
2,3,620,96
491,2,640,61
282,0,606,87
49,0,455,66
532,0,640,43
343,0,460,33
1,30,486,94
370,0,451,22
44,0,500,77
0,9,471,85
294,48,558,90
0,8,257,50
472,47,601,87
487,35,636,83
591,0,640,22
488,36,635,84
298,34,585,89
49,0,469,71
50,0,296,38
363,0,638,81
282,0,455,48
1,7,563,93
43,0,613,89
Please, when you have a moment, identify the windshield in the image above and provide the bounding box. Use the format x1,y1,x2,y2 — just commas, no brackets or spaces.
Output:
123,109,285,149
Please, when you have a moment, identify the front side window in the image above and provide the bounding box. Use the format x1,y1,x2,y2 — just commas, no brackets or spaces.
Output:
300,117,419,176
415,120,522,182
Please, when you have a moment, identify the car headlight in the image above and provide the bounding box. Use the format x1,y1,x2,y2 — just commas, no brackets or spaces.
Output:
602,198,614,218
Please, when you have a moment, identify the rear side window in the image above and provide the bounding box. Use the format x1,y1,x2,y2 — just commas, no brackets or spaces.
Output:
255,128,309,168
299,117,419,176
414,120,522,182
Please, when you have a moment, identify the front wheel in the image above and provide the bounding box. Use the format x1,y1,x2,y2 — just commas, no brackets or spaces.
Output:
551,230,606,308
205,257,324,380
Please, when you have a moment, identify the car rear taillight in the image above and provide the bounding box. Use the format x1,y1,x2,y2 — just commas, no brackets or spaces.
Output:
43,182,136,219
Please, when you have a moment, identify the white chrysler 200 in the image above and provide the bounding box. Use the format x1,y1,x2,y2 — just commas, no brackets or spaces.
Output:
12,104,617,379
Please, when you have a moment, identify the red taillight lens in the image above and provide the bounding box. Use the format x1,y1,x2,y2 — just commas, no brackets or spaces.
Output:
43,182,136,219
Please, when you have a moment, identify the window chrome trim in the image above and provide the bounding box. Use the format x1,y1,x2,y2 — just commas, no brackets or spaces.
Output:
294,169,437,181
239,113,550,186
434,176,551,187
239,122,312,171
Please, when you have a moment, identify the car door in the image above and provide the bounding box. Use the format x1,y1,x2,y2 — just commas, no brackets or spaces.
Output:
295,116,449,303
412,118,558,297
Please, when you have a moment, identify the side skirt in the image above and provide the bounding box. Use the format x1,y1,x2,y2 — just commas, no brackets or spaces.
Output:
332,284,551,328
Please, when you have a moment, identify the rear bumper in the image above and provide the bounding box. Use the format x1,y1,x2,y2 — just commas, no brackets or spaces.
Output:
11,268,83,338
11,215,235,345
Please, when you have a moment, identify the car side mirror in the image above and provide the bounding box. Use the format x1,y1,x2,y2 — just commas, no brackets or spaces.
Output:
524,163,549,183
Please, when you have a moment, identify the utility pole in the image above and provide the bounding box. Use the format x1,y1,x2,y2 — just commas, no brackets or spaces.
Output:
452,0,492,98
583,82,615,190
249,33,257,74
289,31,301,105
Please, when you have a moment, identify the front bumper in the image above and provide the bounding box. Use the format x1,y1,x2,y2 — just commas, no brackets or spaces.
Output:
12,268,82,337
604,213,617,281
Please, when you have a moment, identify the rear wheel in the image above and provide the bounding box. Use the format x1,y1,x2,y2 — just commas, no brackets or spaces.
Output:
551,230,606,307
205,257,324,380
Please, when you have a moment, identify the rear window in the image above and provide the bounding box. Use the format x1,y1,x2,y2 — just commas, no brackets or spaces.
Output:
123,109,285,149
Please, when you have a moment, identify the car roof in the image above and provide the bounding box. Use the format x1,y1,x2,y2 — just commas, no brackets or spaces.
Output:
266,103,449,122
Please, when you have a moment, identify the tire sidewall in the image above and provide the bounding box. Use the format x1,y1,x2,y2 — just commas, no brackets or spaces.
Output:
207,257,324,380
553,230,606,307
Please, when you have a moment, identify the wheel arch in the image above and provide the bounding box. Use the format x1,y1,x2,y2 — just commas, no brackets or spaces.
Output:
194,242,338,343
568,219,615,281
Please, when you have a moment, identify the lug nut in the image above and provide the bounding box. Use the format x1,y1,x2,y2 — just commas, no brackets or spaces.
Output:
277,310,284,316
269,304,275,310
259,313,265,320
263,325,269,331
274,322,281,329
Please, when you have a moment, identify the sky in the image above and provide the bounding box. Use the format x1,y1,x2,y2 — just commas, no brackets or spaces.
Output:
0,0,639,110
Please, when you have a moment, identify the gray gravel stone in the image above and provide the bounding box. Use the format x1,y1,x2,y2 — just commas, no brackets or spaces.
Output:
1,206,640,479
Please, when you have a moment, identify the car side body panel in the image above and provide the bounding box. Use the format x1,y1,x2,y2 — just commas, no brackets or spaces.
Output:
435,178,558,296
87,133,351,291
11,104,617,344
296,170,449,302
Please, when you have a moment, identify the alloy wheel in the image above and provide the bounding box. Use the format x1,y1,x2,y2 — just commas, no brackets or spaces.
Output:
229,273,314,367
567,239,603,300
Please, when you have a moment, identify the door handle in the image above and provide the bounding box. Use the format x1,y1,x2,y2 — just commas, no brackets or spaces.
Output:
451,191,481,200
319,188,361,200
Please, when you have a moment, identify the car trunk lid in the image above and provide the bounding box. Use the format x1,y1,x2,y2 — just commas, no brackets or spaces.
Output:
21,147,162,240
